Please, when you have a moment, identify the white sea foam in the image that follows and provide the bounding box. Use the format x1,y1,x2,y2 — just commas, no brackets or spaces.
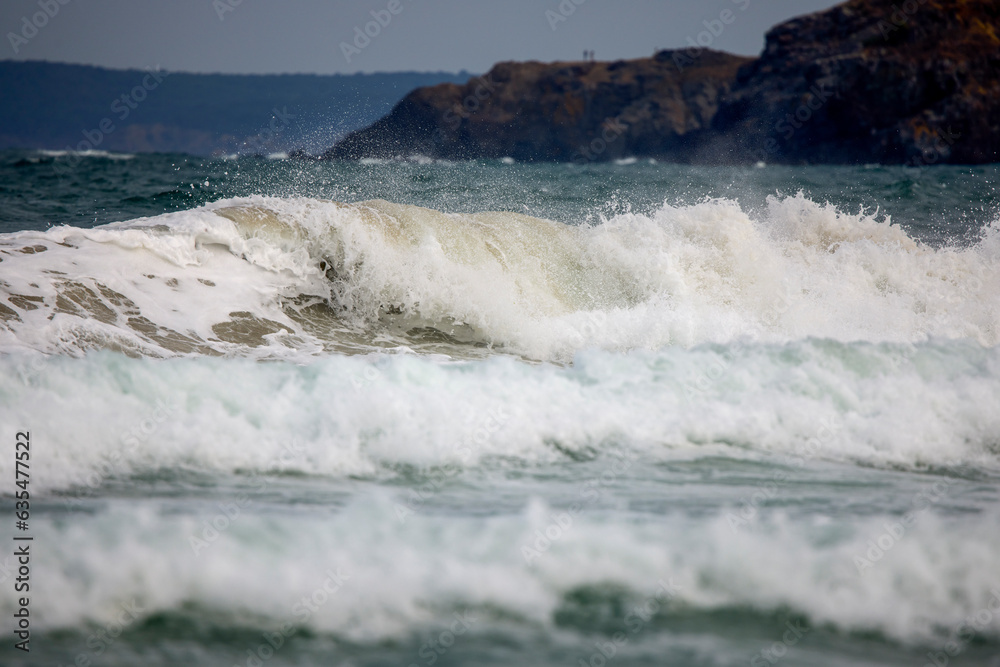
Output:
1,195,997,656
37,149,136,160
1,340,997,494
0,195,997,360
5,494,998,647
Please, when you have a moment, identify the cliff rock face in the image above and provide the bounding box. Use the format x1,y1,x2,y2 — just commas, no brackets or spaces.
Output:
326,50,750,163
712,0,1000,164
325,0,1000,165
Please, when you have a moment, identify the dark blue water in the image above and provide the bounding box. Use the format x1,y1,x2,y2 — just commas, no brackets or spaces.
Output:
3,150,996,245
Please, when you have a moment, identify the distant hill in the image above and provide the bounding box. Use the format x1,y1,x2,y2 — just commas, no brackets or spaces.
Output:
0,61,473,156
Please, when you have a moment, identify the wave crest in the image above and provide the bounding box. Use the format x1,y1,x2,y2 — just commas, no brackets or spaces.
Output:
0,194,996,359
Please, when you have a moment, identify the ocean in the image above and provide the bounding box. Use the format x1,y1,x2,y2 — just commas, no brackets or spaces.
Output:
1,149,998,667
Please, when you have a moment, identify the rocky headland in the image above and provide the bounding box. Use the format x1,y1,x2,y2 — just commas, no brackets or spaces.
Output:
324,0,1000,165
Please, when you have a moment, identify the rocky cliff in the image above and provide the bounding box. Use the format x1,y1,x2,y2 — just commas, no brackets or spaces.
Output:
712,0,1000,165
325,0,1000,165
326,50,751,163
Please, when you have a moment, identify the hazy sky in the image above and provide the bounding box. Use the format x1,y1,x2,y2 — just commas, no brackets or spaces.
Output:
2,0,840,75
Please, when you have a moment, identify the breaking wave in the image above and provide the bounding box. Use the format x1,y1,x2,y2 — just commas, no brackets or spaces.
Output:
0,195,996,361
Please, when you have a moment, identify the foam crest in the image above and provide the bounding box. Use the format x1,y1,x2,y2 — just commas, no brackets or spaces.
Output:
0,195,996,360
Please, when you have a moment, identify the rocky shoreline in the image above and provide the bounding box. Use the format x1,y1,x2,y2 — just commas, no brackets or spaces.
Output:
324,0,999,165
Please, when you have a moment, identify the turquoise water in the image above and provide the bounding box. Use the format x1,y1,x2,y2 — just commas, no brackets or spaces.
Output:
0,150,999,666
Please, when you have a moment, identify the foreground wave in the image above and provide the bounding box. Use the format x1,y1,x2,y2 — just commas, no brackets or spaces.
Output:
0,195,996,360
12,495,1000,647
